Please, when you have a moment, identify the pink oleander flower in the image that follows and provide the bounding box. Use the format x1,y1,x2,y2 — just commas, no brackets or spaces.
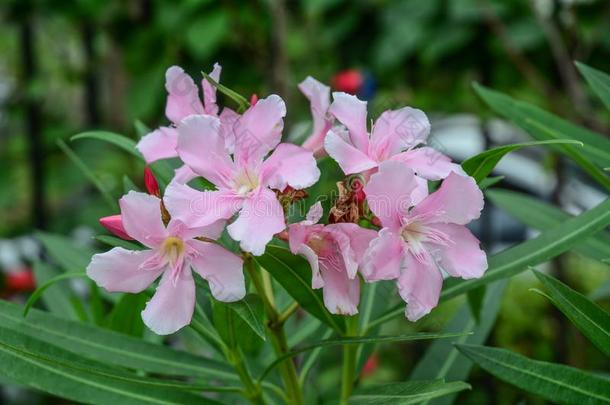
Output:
361,161,487,321
99,214,132,240
288,203,376,315
136,64,240,183
165,95,320,256
324,92,464,181
87,191,245,335
298,77,333,155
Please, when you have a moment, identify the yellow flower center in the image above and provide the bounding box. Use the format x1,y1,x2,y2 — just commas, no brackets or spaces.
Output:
160,236,185,266
232,168,260,196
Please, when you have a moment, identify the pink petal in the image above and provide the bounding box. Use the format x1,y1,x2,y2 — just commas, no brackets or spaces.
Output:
201,63,221,115
119,191,167,248
361,228,405,281
164,181,242,228
329,92,369,152
288,222,323,254
87,248,162,293
233,95,286,165
320,265,360,316
298,76,332,153
306,202,323,224
397,253,443,321
164,66,204,124
261,143,320,190
297,244,323,289
136,127,178,164
173,165,198,184
141,269,196,335
219,107,240,154
176,115,235,189
364,161,419,230
167,218,226,241
370,107,430,160
412,176,429,205
324,127,377,175
329,223,377,264
227,187,285,256
391,147,466,180
189,240,245,302
411,172,484,225
427,223,487,279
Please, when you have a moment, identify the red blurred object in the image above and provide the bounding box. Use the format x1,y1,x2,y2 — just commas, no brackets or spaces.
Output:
351,178,366,204
4,269,36,293
332,69,363,95
100,214,134,240
144,166,160,196
250,93,259,106
361,352,379,377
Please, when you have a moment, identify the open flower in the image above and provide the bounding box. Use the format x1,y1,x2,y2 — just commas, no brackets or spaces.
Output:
298,76,333,155
324,92,463,181
136,64,239,183
165,95,320,256
362,161,487,321
288,203,376,315
87,190,245,335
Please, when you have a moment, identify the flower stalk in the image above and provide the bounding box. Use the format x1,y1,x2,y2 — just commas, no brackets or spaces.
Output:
340,314,360,405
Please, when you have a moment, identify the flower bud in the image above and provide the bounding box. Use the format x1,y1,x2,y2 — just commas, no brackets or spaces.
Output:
99,214,133,240
144,167,160,196
250,93,259,106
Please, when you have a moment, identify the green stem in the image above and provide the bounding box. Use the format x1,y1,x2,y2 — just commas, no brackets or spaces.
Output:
227,348,266,405
277,301,299,325
245,256,304,405
340,315,360,405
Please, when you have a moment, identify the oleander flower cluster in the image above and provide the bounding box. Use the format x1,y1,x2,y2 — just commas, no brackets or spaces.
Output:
87,64,488,335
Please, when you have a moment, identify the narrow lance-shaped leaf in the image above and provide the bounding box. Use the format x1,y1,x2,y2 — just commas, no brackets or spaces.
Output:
370,196,610,328
487,189,610,263
36,231,95,272
350,380,471,405
461,140,582,184
254,245,345,333
23,272,88,316
71,131,142,159
225,294,266,341
532,270,610,358
0,326,222,405
456,344,610,404
474,83,610,190
0,300,238,381
31,261,80,320
410,280,508,405
576,62,610,110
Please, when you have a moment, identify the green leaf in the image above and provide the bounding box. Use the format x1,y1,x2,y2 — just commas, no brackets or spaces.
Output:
474,84,610,189
350,380,471,405
0,300,238,381
134,120,151,138
36,231,95,272
226,294,266,341
71,131,142,159
466,285,486,323
31,261,80,320
532,270,610,357
106,293,147,337
478,175,504,190
488,189,610,263
254,245,345,333
123,175,140,193
461,140,582,183
576,62,610,110
590,279,610,301
24,273,88,316
410,280,507,405
259,332,469,381
456,344,610,404
57,139,116,208
95,235,144,251
371,196,610,328
0,326,223,404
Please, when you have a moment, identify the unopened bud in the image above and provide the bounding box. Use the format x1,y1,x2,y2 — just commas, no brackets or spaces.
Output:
144,167,160,196
250,93,259,106
100,214,133,240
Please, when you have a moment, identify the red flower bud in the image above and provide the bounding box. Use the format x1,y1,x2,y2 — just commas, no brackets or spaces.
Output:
332,69,363,95
371,216,382,228
361,353,379,377
100,214,133,240
250,93,259,106
6,269,36,292
144,166,160,196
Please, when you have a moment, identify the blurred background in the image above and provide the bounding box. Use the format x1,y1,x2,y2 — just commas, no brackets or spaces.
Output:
1,0,609,404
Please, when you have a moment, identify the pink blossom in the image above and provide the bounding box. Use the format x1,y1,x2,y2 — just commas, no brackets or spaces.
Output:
324,92,464,181
288,203,376,315
87,191,245,335
298,77,333,155
165,95,320,256
136,64,239,183
361,161,487,321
